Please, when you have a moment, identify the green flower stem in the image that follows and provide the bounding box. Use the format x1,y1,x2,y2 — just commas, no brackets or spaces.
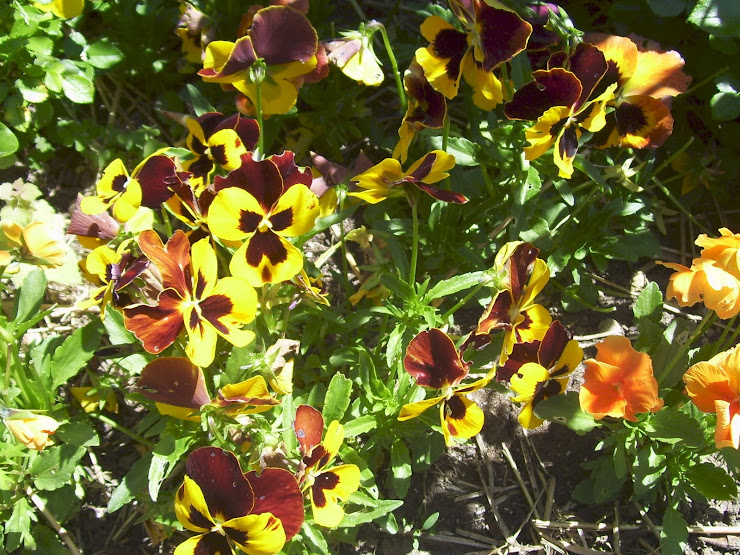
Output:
250,61,266,160
714,314,737,355
658,310,716,385
441,281,486,322
373,22,406,112
442,115,450,152
347,0,367,19
408,192,420,285
720,316,740,353
645,136,694,185
90,413,155,449
652,177,710,235
160,207,172,238
499,63,514,102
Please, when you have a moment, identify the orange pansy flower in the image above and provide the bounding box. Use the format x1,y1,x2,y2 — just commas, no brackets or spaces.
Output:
683,344,740,449
579,336,664,421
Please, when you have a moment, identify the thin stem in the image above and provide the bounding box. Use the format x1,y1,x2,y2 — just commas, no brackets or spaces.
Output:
160,206,172,238
28,486,82,555
653,177,710,235
89,413,155,448
255,78,264,159
442,114,450,152
374,22,406,112
441,281,486,322
722,319,740,353
499,63,514,102
645,136,694,185
659,310,716,385
347,0,367,19
714,314,737,355
408,193,420,285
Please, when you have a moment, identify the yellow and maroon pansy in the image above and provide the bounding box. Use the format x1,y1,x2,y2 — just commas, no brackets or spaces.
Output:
398,329,492,446
80,155,187,223
393,59,447,163
199,6,318,114
349,150,465,205
585,33,690,149
471,242,552,362
416,2,531,107
213,375,281,416
183,112,259,193
137,357,211,421
123,230,257,367
503,321,583,428
505,43,615,178
293,405,361,528
174,446,303,555
208,152,319,287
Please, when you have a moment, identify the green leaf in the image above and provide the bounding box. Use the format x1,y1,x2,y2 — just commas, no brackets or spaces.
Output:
108,454,152,513
390,440,412,498
572,456,626,503
50,320,103,389
647,0,687,17
660,507,689,555
31,444,87,491
633,281,663,321
83,40,123,69
534,392,598,434
645,407,704,447
686,463,738,500
15,78,48,103
323,373,352,424
339,499,404,527
148,434,194,501
0,122,19,157
711,91,740,121
55,421,99,447
14,268,46,325
342,414,377,436
61,72,94,103
424,270,489,302
428,136,481,166
688,0,740,37
632,445,666,495
421,512,440,530
5,497,36,551
183,83,215,117
301,521,329,554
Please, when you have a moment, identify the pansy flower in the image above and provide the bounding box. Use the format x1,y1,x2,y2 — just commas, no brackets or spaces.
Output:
175,2,213,65
183,112,260,192
392,59,447,163
208,152,320,286
33,0,83,18
503,321,583,428
683,344,740,449
505,43,616,178
324,23,384,86
1,409,59,451
416,1,531,109
399,329,492,446
579,336,664,421
199,5,318,114
174,446,304,555
349,150,466,205
80,155,186,222
123,230,258,367
471,242,552,362
293,405,361,528
584,33,690,149
658,228,740,319
0,221,66,267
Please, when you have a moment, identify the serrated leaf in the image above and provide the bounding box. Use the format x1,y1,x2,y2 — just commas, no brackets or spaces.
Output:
534,392,598,434
633,281,663,321
61,72,94,103
31,444,86,491
390,440,412,498
5,497,36,551
338,499,404,527
660,507,689,555
323,373,352,424
0,122,18,157
688,0,740,37
50,320,103,389
686,463,738,500
428,136,480,166
424,270,489,302
108,454,152,513
646,407,704,447
83,40,123,69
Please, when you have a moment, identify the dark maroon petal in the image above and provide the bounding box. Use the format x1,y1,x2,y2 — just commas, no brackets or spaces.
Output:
185,447,255,520
215,154,283,210
475,5,532,72
246,230,288,267
115,255,150,290
568,43,607,111
199,36,257,79
557,124,579,161
249,6,317,65
508,242,540,301
406,152,438,182
123,291,184,355
245,468,304,540
459,331,492,353
137,356,210,409
524,4,560,51
504,68,582,121
230,115,260,151
239,209,263,234
68,194,120,238
271,151,312,190
196,112,228,139
477,291,514,334
589,111,618,147
302,41,330,84
136,156,179,207
533,378,563,407
294,404,324,455
405,64,447,128
187,156,215,183
404,329,468,388
310,153,348,196
415,182,468,204
538,321,570,370
615,102,649,135
303,444,331,471
445,394,466,420
185,531,231,555
199,295,234,335
431,27,468,83
547,50,568,69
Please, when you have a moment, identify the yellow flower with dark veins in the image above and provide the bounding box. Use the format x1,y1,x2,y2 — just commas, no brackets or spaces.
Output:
123,230,258,367
399,328,492,446
659,228,740,319
208,152,319,287
174,446,304,555
294,405,361,528
683,344,740,449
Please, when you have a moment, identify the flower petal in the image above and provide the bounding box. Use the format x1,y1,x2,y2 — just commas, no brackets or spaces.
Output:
294,404,324,455
137,357,210,409
245,468,304,540
404,328,468,388
310,465,361,527
442,394,484,445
